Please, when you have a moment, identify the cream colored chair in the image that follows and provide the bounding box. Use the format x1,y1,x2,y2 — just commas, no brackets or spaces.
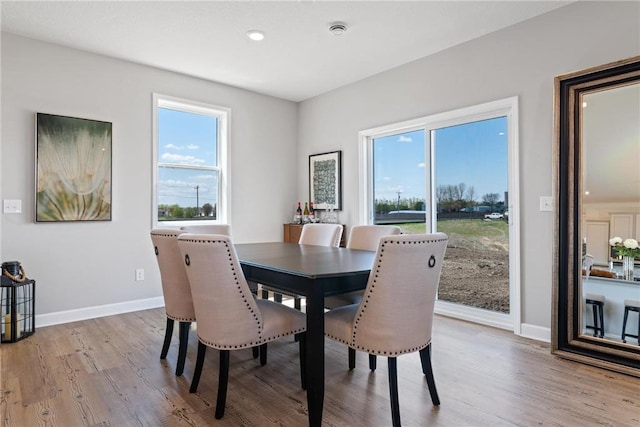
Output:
180,224,260,294
324,233,448,427
299,223,343,247
324,225,402,370
150,228,194,376
180,224,232,235
177,234,307,419
325,225,402,310
266,223,344,308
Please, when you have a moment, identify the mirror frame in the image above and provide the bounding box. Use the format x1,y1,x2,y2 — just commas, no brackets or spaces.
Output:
552,56,640,377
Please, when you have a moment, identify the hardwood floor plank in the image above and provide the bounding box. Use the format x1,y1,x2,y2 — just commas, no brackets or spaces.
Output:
2,307,638,426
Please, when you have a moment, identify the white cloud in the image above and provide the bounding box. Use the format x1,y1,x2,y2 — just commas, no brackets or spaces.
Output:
165,143,183,150
397,135,412,143
417,162,426,168
384,176,391,181
187,144,199,150
161,153,206,165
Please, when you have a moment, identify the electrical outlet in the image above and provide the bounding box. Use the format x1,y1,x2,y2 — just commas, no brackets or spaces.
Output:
135,269,145,281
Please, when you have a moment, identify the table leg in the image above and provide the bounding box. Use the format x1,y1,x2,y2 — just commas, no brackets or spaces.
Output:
305,284,324,427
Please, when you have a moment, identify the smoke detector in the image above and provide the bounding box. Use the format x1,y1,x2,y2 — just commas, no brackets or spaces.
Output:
329,22,348,36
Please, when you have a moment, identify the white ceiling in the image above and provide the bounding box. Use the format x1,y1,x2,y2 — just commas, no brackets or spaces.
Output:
0,0,571,102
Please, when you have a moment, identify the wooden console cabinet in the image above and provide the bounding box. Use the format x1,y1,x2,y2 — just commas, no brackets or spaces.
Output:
283,223,346,247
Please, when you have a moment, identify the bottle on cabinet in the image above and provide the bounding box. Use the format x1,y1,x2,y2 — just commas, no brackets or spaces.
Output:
294,202,302,224
308,201,315,222
303,202,310,223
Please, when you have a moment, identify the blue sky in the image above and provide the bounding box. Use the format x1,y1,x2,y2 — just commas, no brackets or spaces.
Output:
159,108,508,209
157,108,218,207
374,116,508,204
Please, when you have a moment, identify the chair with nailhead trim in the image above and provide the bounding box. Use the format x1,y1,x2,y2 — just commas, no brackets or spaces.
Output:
180,224,258,297
177,233,307,419
324,233,448,427
324,225,402,371
150,228,196,376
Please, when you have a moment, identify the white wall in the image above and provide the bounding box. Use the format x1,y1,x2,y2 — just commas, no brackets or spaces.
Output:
297,1,640,332
1,33,298,319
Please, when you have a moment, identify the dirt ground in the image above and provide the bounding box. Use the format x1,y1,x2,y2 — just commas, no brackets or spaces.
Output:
438,246,510,313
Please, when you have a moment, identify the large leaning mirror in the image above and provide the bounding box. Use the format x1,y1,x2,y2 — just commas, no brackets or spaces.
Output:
553,56,640,376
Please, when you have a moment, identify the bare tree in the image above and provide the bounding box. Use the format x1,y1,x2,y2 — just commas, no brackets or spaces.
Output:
466,186,477,205
482,192,501,210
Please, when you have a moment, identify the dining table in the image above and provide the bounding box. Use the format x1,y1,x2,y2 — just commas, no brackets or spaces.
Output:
235,242,376,427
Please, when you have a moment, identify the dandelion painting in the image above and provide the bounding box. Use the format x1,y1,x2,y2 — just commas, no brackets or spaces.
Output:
36,113,112,222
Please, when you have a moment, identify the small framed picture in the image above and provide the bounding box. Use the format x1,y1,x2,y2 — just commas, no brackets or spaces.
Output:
309,150,341,210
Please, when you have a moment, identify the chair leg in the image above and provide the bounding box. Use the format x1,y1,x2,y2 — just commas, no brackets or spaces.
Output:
176,321,191,376
622,307,630,343
591,303,599,337
215,350,230,419
348,347,356,370
419,344,440,406
252,346,259,359
294,296,302,310
388,357,401,427
299,332,307,390
160,317,174,359
274,293,283,303
369,354,377,371
261,289,269,299
190,342,207,393
259,343,268,366
598,304,605,338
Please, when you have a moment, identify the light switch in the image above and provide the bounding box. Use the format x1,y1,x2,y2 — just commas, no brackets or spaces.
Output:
3,200,22,214
539,196,553,212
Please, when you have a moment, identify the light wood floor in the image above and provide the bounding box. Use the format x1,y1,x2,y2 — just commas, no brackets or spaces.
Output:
1,307,638,426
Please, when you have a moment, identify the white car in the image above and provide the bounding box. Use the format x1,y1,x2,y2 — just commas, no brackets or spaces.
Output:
484,212,504,220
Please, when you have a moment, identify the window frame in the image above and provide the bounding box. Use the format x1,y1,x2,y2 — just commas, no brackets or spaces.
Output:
358,97,521,334
152,93,230,228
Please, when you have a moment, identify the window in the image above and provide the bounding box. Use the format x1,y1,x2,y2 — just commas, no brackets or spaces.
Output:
152,94,229,227
359,97,521,333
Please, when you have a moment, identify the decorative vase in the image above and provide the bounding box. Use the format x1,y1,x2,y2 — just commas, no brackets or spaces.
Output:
622,256,635,281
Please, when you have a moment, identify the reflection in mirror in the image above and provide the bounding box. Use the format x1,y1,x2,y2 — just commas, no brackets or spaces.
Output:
581,82,640,344
553,56,640,377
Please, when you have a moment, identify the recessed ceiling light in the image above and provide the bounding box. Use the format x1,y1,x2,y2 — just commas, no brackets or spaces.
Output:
246,30,265,41
329,22,347,36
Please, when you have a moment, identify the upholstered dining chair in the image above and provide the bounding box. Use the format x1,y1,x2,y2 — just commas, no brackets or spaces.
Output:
324,225,402,310
299,223,343,247
177,234,307,419
324,233,448,427
150,228,194,376
180,224,261,295
180,224,232,235
266,223,344,308
324,225,402,370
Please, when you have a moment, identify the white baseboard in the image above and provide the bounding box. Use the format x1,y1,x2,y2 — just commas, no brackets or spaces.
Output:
520,323,551,343
36,297,165,328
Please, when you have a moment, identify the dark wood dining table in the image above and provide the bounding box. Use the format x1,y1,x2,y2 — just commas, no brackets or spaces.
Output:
235,242,375,427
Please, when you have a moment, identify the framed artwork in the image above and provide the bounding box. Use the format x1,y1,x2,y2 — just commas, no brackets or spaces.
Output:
35,113,112,222
309,150,341,210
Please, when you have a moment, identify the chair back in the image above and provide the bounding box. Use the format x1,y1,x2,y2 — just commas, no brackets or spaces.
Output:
150,229,195,321
177,234,262,349
180,224,231,236
347,225,402,251
299,223,343,247
352,233,448,355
